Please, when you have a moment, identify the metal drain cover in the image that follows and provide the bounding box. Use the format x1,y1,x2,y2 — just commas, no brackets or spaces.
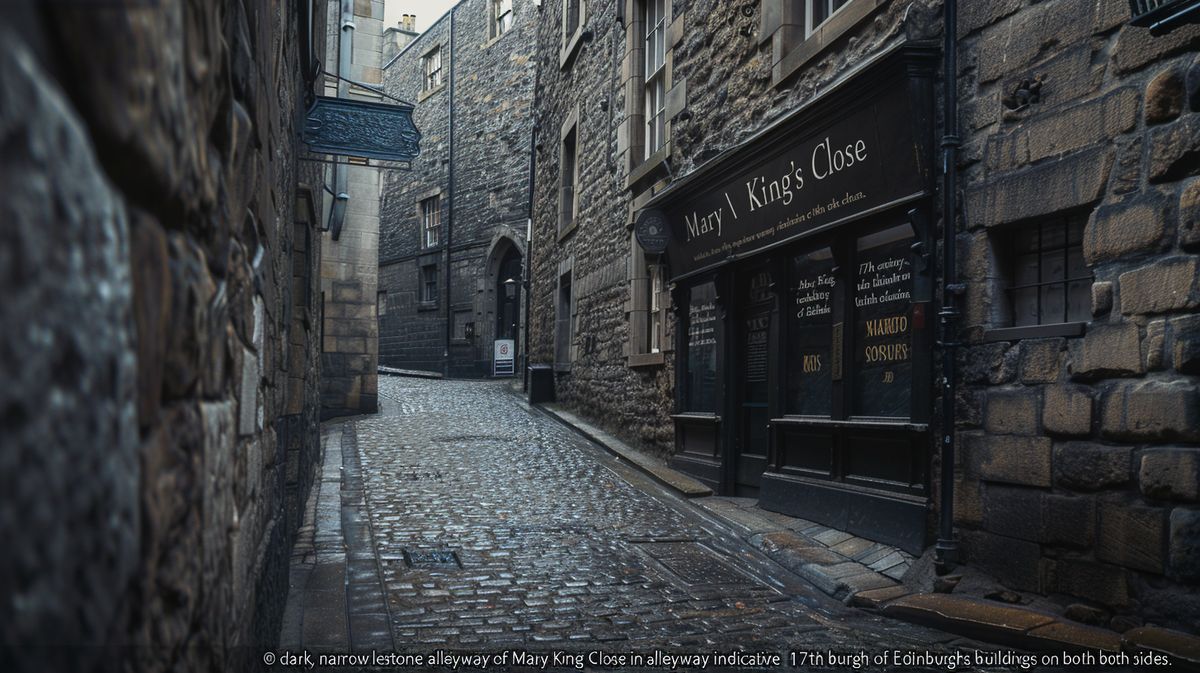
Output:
402,549,462,569
636,541,751,586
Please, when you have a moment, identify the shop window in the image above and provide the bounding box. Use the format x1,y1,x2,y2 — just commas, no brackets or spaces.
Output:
643,0,667,160
684,281,718,413
852,223,915,418
420,264,439,305
787,246,836,416
555,270,574,366
559,115,579,236
421,195,440,248
423,46,442,91
490,0,513,39
1006,213,1091,328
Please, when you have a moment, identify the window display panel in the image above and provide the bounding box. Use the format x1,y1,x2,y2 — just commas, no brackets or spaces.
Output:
685,281,718,413
853,223,914,418
787,247,836,416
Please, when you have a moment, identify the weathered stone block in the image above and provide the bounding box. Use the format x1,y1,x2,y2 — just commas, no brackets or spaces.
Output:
1043,385,1093,437
1146,67,1185,124
1180,179,1200,252
983,484,1043,542
1173,314,1200,374
1189,55,1200,112
965,433,1053,487
1101,379,1200,442
1140,447,1200,502
1110,136,1142,196
955,475,984,526
962,530,1044,592
1092,282,1113,317
1020,338,1063,384
1149,115,1200,184
1054,441,1131,490
1169,508,1200,582
1145,319,1166,371
1050,558,1131,607
1098,501,1166,574
986,88,1138,173
1119,257,1200,315
977,0,1094,83
1041,493,1095,548
1084,193,1169,265
966,146,1112,229
985,389,1042,435
958,0,1021,36
961,342,1018,384
1113,22,1200,75
1075,322,1144,379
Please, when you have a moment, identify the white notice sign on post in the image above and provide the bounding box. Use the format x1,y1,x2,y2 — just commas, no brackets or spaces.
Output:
493,339,515,376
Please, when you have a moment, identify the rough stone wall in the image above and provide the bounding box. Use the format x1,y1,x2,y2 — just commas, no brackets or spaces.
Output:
0,1,326,670
379,0,537,377
954,0,1200,633
528,0,941,458
320,0,384,417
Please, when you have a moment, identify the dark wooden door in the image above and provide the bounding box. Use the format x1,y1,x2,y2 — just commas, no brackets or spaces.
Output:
734,266,773,496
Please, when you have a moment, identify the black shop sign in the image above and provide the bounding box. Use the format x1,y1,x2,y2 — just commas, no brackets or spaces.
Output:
659,73,929,280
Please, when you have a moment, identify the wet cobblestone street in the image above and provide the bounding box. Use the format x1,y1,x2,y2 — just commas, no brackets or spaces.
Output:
282,376,995,670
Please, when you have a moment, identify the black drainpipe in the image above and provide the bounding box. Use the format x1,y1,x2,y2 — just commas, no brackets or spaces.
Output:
936,0,962,574
444,8,456,378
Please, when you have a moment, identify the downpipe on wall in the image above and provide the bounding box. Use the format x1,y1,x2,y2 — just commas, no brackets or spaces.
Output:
327,0,354,240
936,0,962,575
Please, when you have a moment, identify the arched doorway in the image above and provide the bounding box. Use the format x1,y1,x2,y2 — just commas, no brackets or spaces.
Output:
495,246,522,350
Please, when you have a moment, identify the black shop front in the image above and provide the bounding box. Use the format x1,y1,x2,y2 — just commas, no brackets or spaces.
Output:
645,44,938,553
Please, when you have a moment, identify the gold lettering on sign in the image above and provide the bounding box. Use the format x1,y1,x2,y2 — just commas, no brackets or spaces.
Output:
864,343,910,363
803,354,822,373
865,316,908,337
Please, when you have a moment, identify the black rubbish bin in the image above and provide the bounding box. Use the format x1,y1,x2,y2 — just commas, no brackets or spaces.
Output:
528,364,555,404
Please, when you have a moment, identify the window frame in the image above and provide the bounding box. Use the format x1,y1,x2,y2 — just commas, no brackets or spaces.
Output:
422,46,443,92
558,109,580,239
489,0,513,41
560,0,586,67
555,268,575,369
419,263,439,306
643,0,667,160
420,195,441,249
628,233,668,367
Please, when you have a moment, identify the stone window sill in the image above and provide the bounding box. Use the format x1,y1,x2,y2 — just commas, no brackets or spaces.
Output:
628,351,665,368
417,301,439,312
557,218,578,242
554,362,573,373
418,83,446,103
983,322,1087,342
482,28,510,50
773,0,885,87
560,25,585,70
626,142,671,191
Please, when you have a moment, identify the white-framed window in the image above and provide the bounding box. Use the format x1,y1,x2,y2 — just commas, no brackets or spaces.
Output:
421,264,439,303
644,0,667,159
421,195,440,248
648,263,664,352
491,0,513,38
806,0,852,35
423,46,443,91
563,0,582,41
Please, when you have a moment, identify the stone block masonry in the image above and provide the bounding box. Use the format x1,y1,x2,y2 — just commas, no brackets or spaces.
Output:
0,1,328,670
957,0,1200,635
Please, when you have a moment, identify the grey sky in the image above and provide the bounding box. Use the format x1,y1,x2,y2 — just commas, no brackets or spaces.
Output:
384,0,461,34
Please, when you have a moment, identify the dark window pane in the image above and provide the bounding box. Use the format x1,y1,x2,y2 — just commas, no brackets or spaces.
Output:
853,223,914,418
686,281,718,413
788,247,835,416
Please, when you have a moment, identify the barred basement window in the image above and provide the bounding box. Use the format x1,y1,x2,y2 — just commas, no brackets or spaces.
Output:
421,264,439,304
555,270,574,366
1128,0,1200,34
421,195,441,248
423,47,442,91
1006,213,1091,327
643,0,667,159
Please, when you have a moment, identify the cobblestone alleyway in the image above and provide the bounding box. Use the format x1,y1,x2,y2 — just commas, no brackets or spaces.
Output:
280,376,993,670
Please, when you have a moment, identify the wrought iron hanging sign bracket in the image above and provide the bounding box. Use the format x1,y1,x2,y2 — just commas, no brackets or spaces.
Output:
302,95,421,162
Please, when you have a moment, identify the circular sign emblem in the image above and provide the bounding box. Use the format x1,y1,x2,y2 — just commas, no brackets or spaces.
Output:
635,209,670,255
500,344,509,355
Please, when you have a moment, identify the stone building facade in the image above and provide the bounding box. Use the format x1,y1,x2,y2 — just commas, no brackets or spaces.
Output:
1,1,328,670
378,0,537,377
528,0,1200,630
319,0,386,418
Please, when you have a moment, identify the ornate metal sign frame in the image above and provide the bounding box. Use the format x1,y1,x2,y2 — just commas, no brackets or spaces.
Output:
302,95,421,162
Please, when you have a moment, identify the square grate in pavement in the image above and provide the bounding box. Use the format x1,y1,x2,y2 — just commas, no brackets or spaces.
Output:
634,541,753,587
401,548,462,569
